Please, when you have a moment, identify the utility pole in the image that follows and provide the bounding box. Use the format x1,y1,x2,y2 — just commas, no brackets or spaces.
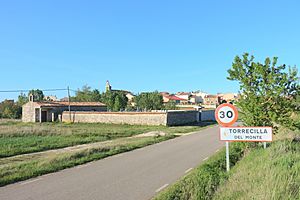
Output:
68,86,71,122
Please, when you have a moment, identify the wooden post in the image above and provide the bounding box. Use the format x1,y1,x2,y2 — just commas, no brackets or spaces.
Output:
68,86,71,122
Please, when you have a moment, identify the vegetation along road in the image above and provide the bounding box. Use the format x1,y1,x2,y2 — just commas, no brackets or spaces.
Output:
0,124,222,200
0,120,214,186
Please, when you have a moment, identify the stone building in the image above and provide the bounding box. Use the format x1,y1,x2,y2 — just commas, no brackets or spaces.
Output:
22,95,107,122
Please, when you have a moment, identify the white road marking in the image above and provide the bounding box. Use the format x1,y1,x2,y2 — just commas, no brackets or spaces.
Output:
155,184,169,193
203,157,209,161
215,149,220,153
20,178,42,185
185,168,193,173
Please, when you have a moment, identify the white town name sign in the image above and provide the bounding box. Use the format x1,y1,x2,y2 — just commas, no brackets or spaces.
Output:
220,127,273,142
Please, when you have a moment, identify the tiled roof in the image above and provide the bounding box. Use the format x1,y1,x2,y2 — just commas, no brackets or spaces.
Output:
36,101,106,107
166,95,187,101
176,92,190,95
205,95,217,98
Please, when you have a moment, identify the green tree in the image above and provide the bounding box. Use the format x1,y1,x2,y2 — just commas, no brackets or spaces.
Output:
164,100,177,110
135,91,163,111
72,85,102,102
101,91,128,111
0,100,21,119
17,93,28,106
28,89,44,101
227,53,299,129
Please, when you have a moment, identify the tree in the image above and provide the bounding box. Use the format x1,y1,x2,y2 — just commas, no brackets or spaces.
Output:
227,53,299,129
28,89,44,101
135,91,163,111
0,100,21,119
101,91,128,111
72,85,102,102
164,100,177,110
17,93,28,106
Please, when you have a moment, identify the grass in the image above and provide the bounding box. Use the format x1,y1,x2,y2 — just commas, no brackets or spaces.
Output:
0,121,215,158
154,142,246,200
154,120,300,200
213,128,300,200
0,121,215,186
0,135,175,187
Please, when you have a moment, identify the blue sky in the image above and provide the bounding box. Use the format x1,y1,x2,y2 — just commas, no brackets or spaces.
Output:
0,0,299,100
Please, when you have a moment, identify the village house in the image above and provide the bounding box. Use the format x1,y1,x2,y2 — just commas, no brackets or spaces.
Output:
191,91,208,104
22,94,107,122
203,94,219,107
175,92,190,101
189,95,198,104
217,93,239,103
44,95,58,101
161,93,188,105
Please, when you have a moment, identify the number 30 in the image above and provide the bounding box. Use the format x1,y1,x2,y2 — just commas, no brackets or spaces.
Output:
220,111,233,119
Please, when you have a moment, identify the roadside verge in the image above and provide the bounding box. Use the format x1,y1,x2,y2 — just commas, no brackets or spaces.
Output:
153,142,245,200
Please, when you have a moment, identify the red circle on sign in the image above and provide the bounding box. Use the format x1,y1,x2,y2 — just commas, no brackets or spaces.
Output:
215,103,238,127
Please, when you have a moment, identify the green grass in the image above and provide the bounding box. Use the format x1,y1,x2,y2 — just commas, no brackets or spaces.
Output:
213,139,300,199
154,142,246,200
154,124,300,200
0,135,175,187
0,122,214,158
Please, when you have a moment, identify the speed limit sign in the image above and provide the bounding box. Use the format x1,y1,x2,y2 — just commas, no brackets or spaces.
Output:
215,103,238,127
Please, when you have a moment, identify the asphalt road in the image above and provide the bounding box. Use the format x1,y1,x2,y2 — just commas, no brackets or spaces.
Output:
0,125,224,200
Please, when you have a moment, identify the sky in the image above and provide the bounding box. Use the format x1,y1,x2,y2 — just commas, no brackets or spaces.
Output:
0,0,299,101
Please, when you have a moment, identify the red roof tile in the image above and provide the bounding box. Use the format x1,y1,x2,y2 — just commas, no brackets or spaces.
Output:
165,95,187,101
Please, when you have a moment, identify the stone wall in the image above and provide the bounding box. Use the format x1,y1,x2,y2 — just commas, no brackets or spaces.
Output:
22,102,39,122
166,111,199,126
200,110,216,121
62,111,199,126
62,112,167,125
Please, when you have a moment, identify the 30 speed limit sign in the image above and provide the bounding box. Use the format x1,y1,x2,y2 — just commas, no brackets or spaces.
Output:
215,103,238,127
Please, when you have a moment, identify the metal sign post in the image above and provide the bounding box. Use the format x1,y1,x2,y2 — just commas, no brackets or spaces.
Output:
215,103,239,172
226,141,230,172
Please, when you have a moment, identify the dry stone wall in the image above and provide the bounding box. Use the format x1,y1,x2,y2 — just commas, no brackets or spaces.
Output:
62,112,167,125
62,111,200,126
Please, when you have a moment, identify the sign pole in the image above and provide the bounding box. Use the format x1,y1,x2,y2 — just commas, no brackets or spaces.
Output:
263,142,267,149
226,141,230,172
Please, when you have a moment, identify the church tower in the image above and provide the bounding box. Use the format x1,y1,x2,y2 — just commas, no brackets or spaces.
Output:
105,80,112,92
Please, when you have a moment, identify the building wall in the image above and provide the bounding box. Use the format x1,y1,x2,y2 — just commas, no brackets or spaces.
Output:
62,111,199,126
175,94,189,100
22,102,39,122
22,103,107,122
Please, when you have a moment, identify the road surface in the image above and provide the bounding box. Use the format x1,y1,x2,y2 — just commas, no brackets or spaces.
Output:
0,125,224,200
